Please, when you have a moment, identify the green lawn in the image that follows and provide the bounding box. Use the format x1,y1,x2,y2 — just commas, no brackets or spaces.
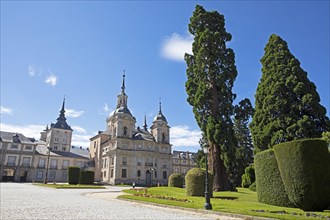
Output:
119,187,330,220
33,183,106,189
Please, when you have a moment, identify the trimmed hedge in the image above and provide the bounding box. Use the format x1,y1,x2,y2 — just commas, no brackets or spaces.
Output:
254,149,294,207
168,173,184,188
185,168,213,197
241,165,255,188
79,171,95,185
68,167,80,185
274,139,330,211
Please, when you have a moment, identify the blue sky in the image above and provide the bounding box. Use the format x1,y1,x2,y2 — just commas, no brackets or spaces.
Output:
1,1,329,152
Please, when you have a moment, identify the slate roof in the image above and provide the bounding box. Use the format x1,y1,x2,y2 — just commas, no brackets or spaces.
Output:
132,127,155,141
0,131,37,144
35,145,89,160
172,150,197,160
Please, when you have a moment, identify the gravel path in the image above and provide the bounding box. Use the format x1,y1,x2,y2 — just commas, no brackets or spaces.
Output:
0,183,242,220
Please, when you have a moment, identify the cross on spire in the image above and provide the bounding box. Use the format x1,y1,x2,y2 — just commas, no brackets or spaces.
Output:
121,70,126,94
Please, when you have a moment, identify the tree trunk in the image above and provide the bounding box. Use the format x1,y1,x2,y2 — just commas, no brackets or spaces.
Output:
210,143,231,191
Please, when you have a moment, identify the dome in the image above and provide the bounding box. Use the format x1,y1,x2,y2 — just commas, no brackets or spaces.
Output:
115,106,132,116
154,112,167,122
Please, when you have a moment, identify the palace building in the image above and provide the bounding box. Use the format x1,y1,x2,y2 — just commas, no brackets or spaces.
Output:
89,74,172,186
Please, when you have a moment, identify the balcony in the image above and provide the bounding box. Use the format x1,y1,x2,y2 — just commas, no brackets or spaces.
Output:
37,165,46,169
122,162,127,166
50,165,58,169
145,162,153,167
21,164,31,167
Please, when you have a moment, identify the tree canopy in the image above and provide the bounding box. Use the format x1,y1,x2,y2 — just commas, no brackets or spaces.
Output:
185,5,238,191
250,34,330,153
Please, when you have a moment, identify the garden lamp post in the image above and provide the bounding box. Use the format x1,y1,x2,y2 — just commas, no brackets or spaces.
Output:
43,147,50,184
203,144,212,210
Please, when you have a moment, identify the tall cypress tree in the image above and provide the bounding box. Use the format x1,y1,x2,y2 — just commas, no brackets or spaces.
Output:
250,34,330,153
185,5,237,191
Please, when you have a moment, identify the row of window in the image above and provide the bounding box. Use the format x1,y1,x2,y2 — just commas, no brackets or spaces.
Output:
5,156,85,169
101,169,168,180
173,159,196,165
101,157,168,168
1,144,34,151
36,170,67,181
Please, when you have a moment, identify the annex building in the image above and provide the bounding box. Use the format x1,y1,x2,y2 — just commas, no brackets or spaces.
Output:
0,100,91,183
89,75,172,186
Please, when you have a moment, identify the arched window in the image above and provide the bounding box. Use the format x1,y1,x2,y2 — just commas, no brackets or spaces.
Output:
162,133,166,142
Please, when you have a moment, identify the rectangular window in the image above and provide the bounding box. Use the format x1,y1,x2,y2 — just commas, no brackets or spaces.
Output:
103,171,106,178
110,169,114,178
25,145,32,150
162,164,167,168
50,159,57,169
175,168,178,173
22,157,31,167
62,136,67,144
38,158,46,168
137,158,141,166
62,171,67,180
36,171,43,179
183,160,186,164
175,159,178,163
62,147,66,151
122,169,127,178
54,136,59,142
49,170,56,179
11,144,18,149
7,156,16,166
111,157,114,165
77,161,83,168
122,157,127,165
183,168,187,174
62,160,69,169
163,171,167,180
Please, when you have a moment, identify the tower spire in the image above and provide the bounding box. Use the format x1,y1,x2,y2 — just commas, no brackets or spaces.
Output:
143,114,148,131
60,97,66,115
121,70,126,94
159,97,162,113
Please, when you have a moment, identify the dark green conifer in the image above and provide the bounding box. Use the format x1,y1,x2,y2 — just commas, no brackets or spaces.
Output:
250,34,330,153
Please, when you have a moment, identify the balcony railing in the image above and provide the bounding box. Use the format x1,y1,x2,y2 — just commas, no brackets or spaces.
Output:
122,162,127,166
22,163,31,167
50,165,57,169
62,166,68,170
37,165,46,169
145,162,153,167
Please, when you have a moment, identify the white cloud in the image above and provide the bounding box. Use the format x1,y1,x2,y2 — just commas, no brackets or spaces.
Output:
0,106,13,116
71,134,91,148
0,123,44,139
45,70,57,86
103,103,110,114
66,109,84,118
171,125,201,149
71,125,86,134
28,65,36,77
161,33,193,62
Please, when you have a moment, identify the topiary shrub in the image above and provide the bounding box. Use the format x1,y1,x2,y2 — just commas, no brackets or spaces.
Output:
249,182,256,192
185,168,213,197
79,171,94,185
168,173,184,188
254,149,294,207
241,165,255,188
68,167,80,185
274,139,330,211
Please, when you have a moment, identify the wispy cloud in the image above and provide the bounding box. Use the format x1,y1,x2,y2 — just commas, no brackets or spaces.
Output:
71,125,86,134
66,109,84,118
0,106,13,116
161,33,193,62
28,65,36,77
71,134,91,148
45,70,57,86
171,125,201,149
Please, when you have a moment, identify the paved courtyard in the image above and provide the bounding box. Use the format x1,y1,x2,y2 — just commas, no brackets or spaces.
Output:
0,183,242,220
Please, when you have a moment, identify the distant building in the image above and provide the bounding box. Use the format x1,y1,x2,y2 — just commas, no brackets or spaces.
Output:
0,100,91,182
172,150,197,176
90,74,172,186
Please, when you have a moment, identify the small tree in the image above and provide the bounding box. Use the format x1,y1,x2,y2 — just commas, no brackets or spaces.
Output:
168,173,184,188
68,167,80,185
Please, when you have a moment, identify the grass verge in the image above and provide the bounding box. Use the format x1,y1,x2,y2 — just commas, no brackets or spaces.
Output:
33,183,106,189
119,187,330,220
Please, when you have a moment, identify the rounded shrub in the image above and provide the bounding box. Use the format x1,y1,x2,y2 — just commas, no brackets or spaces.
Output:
68,167,80,185
254,149,294,207
79,171,94,185
241,165,255,188
274,139,330,211
168,173,184,188
249,182,256,192
185,168,213,197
